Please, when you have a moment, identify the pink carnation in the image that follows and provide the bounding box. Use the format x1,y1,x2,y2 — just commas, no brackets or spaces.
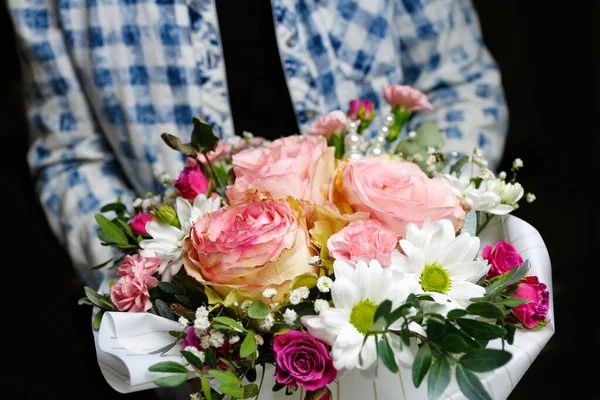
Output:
116,254,161,278
382,84,432,111
327,219,398,267
309,110,347,138
110,267,159,313
130,212,153,235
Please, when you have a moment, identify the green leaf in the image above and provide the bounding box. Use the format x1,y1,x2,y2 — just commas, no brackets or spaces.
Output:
155,299,175,320
505,323,517,345
245,367,257,383
90,258,114,270
377,336,398,373
414,121,444,148
466,302,505,320
412,343,432,388
100,202,128,214
425,319,446,342
181,350,204,370
456,365,492,400
191,116,219,153
78,297,94,306
153,374,189,388
84,287,114,311
272,382,286,392
449,155,470,176
440,334,471,354
95,214,128,245
243,383,259,398
205,348,217,369
157,281,186,296
427,356,451,400
447,309,468,319
93,310,104,330
218,383,244,399
459,349,512,372
247,301,270,319
387,302,415,327
148,341,178,355
212,316,247,333
208,370,241,386
462,208,477,237
201,376,213,400
497,297,530,308
149,361,189,373
456,318,506,340
374,299,392,325
328,131,345,159
115,218,137,241
240,333,258,359
161,132,197,157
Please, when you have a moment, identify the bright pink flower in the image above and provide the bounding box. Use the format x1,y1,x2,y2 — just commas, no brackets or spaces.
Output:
511,276,550,329
130,212,153,235
482,240,524,279
348,99,374,119
273,330,337,391
174,165,209,201
309,110,347,138
116,253,161,278
110,267,158,313
382,84,432,111
327,219,397,267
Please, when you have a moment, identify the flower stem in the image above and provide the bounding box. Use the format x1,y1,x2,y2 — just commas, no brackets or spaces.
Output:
476,213,495,236
255,364,266,400
204,155,229,205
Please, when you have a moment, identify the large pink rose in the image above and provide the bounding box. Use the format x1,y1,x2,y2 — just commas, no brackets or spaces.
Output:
327,219,397,267
511,276,550,329
309,110,347,138
273,330,337,391
182,197,318,301
382,84,432,111
226,135,335,204
482,240,524,279
330,157,466,237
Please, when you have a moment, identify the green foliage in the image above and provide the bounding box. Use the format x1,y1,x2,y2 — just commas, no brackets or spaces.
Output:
393,121,447,176
247,301,270,319
161,116,219,158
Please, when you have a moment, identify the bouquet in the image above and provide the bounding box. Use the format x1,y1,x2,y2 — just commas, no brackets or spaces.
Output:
81,84,552,400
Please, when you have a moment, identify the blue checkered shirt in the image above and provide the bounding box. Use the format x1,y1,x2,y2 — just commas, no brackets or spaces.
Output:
9,0,507,286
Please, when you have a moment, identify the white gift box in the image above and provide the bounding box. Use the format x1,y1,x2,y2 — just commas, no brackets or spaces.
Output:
93,214,555,399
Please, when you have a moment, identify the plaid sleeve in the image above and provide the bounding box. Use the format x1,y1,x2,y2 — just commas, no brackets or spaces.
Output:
9,0,135,287
394,0,508,171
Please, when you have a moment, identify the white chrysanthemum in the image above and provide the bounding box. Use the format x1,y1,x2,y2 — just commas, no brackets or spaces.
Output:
301,260,424,379
139,194,221,280
392,219,489,316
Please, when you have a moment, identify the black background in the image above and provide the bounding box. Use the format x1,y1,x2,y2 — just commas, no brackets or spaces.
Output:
1,1,595,399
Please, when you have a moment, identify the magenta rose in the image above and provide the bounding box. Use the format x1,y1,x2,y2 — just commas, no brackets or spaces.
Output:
273,330,337,391
174,164,209,201
130,212,153,235
482,240,524,279
309,110,347,138
511,276,550,329
327,219,397,267
382,84,432,111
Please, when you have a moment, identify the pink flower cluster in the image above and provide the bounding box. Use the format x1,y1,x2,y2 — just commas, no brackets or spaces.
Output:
109,254,161,313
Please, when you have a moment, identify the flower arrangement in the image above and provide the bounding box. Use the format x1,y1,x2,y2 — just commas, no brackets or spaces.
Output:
80,84,550,400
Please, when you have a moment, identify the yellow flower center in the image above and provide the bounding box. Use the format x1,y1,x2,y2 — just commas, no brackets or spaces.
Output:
349,300,378,334
420,264,451,293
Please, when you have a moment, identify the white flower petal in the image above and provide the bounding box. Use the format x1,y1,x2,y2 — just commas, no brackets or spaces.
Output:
445,261,489,283
320,308,351,337
333,259,355,281
332,326,363,370
176,197,193,232
357,335,378,371
145,221,183,242
353,260,371,301
331,277,358,310
447,281,486,305
301,315,337,345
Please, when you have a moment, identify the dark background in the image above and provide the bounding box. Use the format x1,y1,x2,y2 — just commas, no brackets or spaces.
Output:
2,1,595,399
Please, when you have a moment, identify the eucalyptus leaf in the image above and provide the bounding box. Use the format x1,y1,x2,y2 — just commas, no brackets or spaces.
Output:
412,343,432,388
247,301,270,319
157,281,186,296
149,361,189,374
95,214,128,245
456,365,492,400
377,336,398,373
427,356,451,400
456,318,506,340
155,299,175,320
240,332,258,358
93,310,104,330
459,348,512,372
148,341,178,355
462,209,477,237
153,374,189,388
414,121,444,148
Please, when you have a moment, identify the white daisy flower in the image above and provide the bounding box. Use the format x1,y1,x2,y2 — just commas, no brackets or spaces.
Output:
301,259,424,379
392,219,489,316
139,194,221,281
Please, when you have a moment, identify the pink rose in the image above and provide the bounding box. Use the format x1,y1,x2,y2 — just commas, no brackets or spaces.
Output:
348,99,374,119
273,330,337,391
309,110,347,138
327,219,397,267
116,253,161,278
330,157,465,237
182,197,318,301
482,240,524,279
226,135,335,204
130,212,153,235
110,258,159,312
383,84,432,111
511,276,550,329
174,164,209,201
197,140,233,165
